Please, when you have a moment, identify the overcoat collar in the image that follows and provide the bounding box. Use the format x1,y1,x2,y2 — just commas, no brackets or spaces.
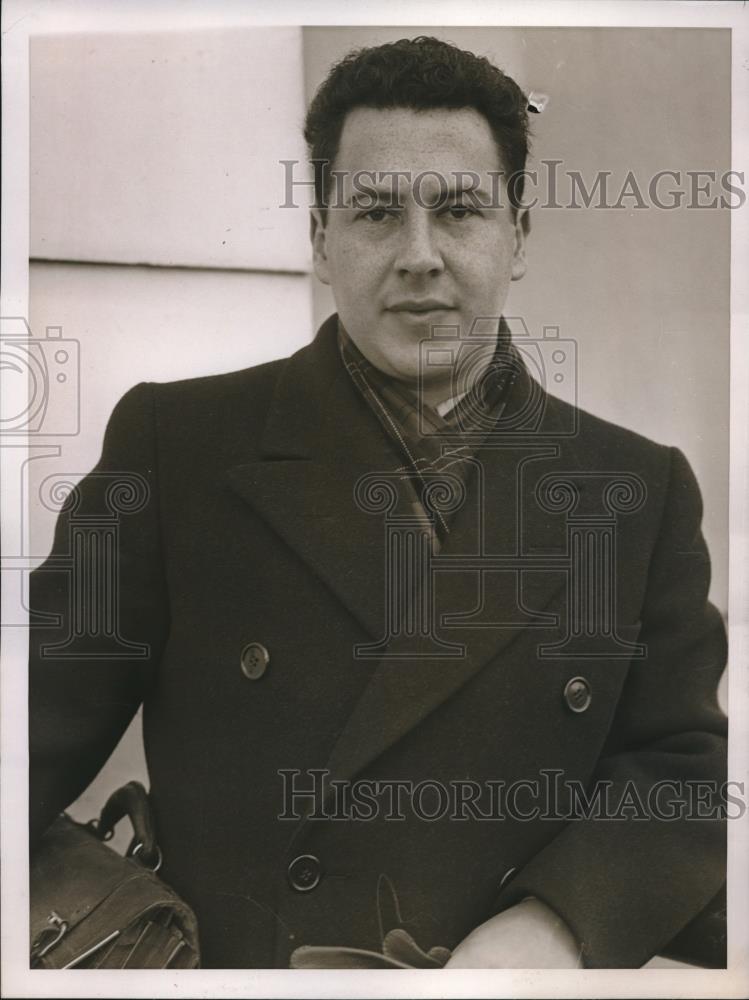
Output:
226,314,585,798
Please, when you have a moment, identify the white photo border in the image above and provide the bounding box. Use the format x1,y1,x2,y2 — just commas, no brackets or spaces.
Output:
2,2,747,998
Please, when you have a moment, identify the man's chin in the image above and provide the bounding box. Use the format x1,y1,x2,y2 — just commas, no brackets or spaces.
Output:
386,364,452,401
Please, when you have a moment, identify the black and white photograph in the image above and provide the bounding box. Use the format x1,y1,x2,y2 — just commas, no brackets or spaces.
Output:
1,1,748,997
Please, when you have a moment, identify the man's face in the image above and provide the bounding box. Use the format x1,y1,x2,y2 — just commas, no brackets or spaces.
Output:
311,106,527,402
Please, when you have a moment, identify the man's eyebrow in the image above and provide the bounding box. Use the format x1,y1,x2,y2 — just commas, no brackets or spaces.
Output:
442,183,494,204
346,181,495,208
347,184,405,208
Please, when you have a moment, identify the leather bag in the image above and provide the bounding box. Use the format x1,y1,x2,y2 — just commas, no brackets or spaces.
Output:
30,781,200,969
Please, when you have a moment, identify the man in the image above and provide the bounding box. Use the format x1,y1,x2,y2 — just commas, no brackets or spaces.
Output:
29,36,727,969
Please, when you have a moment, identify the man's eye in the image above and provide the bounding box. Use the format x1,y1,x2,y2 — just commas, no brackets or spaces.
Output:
360,208,393,222
445,205,477,220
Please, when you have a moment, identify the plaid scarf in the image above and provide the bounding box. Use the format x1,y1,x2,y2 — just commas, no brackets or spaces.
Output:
338,317,520,549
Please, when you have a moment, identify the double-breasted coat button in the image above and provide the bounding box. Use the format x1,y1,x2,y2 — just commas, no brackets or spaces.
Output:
287,854,322,892
240,642,270,680
564,676,592,713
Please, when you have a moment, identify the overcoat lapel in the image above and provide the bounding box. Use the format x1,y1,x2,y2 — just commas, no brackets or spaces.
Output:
225,315,401,640
321,373,584,796
227,315,587,799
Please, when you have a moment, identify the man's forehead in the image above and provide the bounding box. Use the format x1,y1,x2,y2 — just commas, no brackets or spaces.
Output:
334,105,504,176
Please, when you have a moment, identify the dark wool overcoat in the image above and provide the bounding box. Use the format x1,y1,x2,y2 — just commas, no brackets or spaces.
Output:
29,315,727,968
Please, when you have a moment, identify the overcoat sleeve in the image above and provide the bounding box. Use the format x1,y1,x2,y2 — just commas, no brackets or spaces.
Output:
29,382,169,848
493,446,728,967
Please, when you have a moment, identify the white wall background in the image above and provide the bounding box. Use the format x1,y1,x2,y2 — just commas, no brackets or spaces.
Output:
28,24,314,564
31,27,311,271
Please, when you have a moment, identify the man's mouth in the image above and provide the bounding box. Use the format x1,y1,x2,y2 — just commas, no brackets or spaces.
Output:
387,300,455,315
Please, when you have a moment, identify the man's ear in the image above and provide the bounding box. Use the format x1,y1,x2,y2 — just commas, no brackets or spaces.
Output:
310,208,331,285
510,207,528,281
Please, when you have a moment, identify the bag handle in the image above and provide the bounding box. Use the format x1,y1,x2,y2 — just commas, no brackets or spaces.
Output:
93,781,161,870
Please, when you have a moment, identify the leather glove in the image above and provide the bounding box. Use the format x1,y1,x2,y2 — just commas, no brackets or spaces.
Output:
290,927,451,969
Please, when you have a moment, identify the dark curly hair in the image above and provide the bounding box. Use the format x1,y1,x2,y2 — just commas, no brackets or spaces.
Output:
304,36,530,219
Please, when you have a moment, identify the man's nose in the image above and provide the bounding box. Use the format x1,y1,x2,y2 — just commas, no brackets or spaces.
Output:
393,213,444,277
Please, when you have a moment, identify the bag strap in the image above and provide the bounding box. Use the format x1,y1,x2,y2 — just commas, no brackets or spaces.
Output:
94,781,161,870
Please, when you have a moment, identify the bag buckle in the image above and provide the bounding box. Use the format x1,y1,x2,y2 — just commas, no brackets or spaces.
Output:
32,911,68,961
